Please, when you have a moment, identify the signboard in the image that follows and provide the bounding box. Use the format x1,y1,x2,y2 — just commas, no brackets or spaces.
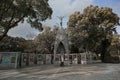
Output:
37,54,44,64
22,53,27,63
81,53,87,64
29,53,34,63
0,52,17,64
46,54,51,64
37,54,43,61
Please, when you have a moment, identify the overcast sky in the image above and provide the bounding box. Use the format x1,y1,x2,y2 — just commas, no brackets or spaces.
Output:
8,0,120,39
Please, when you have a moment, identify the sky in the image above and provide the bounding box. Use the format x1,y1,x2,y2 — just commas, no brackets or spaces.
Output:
8,0,120,39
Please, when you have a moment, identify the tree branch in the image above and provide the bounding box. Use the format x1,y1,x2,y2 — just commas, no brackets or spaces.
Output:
0,1,13,21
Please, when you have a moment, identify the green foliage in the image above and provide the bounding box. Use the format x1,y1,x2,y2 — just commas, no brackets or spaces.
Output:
0,0,52,41
67,5,120,62
0,36,27,52
34,26,56,54
104,56,119,63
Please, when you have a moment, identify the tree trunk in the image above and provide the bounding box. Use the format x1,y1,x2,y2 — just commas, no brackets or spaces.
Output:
0,15,26,41
101,39,110,62
0,28,9,41
101,50,105,62
26,53,29,66
51,54,53,64
18,53,22,68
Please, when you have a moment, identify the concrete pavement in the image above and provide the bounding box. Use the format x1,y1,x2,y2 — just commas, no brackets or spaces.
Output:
0,63,120,80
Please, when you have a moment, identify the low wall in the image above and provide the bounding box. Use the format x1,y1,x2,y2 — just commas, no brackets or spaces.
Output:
0,52,94,69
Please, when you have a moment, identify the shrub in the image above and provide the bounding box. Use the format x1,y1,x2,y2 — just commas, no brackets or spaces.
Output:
104,55,120,63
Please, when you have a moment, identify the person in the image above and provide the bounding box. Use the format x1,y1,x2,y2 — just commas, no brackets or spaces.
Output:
60,55,64,66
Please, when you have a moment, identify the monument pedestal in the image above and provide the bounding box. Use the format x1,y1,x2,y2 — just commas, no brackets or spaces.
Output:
54,26,70,66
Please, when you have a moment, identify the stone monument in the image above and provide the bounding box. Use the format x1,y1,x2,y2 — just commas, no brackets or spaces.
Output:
54,16,70,66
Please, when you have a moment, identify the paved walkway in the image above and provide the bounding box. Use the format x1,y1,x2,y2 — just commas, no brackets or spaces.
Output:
0,63,120,80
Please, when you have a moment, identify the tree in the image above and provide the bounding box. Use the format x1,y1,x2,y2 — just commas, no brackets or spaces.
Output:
67,5,120,62
34,26,58,64
0,36,27,52
111,34,120,46
34,26,57,54
0,0,52,41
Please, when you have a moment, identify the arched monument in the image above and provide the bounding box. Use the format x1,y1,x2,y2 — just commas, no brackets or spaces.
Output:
54,25,70,66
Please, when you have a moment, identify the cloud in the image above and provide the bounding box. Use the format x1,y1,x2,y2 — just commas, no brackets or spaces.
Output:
43,0,94,27
114,2,120,33
8,22,39,39
115,2,120,16
50,0,94,16
8,0,94,38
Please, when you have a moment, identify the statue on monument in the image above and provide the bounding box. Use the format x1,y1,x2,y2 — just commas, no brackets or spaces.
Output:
54,16,70,66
